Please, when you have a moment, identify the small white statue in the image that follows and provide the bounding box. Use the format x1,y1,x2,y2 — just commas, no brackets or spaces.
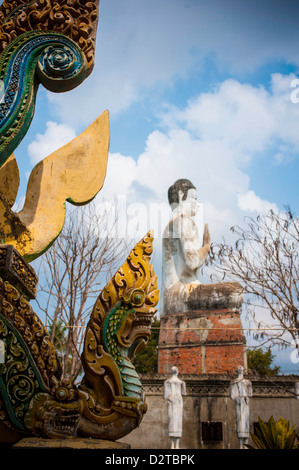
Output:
229,365,253,449
162,179,211,314
164,366,186,449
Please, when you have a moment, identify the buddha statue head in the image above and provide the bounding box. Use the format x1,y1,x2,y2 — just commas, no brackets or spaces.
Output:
168,178,199,217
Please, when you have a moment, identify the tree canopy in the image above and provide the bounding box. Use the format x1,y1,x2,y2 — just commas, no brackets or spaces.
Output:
247,348,281,375
133,317,160,374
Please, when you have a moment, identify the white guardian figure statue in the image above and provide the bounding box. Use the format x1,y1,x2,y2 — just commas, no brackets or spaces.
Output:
230,365,253,449
164,366,186,449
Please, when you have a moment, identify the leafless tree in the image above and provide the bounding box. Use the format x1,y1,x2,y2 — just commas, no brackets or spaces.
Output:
209,207,299,354
34,200,128,383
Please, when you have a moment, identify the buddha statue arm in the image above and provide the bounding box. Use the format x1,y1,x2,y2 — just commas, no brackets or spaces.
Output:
180,219,211,271
198,223,211,265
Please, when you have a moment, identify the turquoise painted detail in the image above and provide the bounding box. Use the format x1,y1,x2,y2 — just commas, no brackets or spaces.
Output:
103,302,143,399
0,30,86,167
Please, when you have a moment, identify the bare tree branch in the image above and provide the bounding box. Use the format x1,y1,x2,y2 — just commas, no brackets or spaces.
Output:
35,201,128,382
209,208,299,352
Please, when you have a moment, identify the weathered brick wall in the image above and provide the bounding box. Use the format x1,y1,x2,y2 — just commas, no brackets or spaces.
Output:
158,308,246,375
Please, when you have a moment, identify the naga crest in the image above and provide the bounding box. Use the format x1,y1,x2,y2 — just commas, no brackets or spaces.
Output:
0,232,159,442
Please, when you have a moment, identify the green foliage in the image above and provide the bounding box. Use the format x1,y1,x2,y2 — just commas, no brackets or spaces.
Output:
133,317,160,374
247,348,281,375
247,416,299,449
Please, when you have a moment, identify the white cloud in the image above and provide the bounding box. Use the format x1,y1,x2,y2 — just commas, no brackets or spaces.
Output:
99,129,250,244
98,73,299,246
164,74,299,160
172,79,274,155
44,1,299,127
27,121,76,165
27,73,296,261
101,152,138,199
46,1,201,125
237,190,278,214
269,73,299,153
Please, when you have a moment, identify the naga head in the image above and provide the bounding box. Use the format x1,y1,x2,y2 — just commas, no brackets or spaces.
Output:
114,286,156,359
80,231,159,405
94,230,159,361
77,231,159,438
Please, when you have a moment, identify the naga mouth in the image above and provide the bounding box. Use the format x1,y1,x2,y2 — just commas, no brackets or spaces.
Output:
131,307,156,340
117,307,155,351
43,409,80,438
133,312,153,330
127,309,157,358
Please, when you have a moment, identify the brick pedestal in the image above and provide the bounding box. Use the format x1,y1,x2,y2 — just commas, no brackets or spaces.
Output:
158,282,246,375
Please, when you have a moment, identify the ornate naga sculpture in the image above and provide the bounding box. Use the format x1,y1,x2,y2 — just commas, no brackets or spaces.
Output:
0,232,158,442
0,0,159,445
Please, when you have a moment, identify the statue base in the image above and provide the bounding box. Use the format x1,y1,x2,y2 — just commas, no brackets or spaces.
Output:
12,437,130,449
158,282,247,375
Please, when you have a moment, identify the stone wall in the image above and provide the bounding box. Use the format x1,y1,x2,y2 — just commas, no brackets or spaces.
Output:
158,309,246,375
120,374,299,449
158,282,247,375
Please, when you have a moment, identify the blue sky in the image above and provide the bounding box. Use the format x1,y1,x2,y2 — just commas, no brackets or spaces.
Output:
10,0,299,372
16,0,299,215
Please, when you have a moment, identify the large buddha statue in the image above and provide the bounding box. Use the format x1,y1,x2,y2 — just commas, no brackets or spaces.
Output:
159,179,246,375
161,178,211,315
